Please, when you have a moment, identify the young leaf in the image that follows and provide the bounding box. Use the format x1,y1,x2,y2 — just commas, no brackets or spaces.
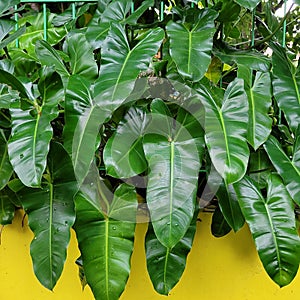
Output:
8,68,63,187
271,42,300,133
74,183,137,300
197,78,249,184
264,135,300,205
238,65,272,150
20,142,78,290
166,9,218,82
234,175,300,287
146,209,198,295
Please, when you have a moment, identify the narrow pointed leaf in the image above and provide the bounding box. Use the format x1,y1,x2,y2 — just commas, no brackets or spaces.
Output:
104,107,149,178
8,69,63,187
264,135,300,204
271,42,300,132
0,130,13,191
64,32,98,80
20,142,78,290
238,65,272,149
197,78,249,184
75,183,137,300
146,210,198,295
234,175,300,287
166,9,218,82
0,0,20,16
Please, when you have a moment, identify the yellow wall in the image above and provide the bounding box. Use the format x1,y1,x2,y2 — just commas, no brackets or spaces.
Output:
0,210,300,300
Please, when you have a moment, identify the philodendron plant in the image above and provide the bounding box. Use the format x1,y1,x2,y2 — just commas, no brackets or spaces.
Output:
0,0,300,299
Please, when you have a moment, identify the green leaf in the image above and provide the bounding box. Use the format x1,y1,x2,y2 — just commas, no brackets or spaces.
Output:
143,101,203,248
35,40,70,86
0,188,15,225
264,135,300,205
217,0,241,23
0,130,13,191
238,65,272,150
234,0,260,10
213,45,271,72
63,32,98,80
197,78,249,184
104,107,149,178
166,9,218,82
234,175,300,287
271,42,300,133
16,12,67,56
216,183,244,232
0,0,20,17
20,142,78,290
8,68,63,187
0,25,26,50
211,206,232,237
95,23,164,102
146,209,198,295
64,75,111,184
74,183,137,300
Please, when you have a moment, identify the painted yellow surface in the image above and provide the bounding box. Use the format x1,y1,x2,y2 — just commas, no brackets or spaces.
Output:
0,210,299,300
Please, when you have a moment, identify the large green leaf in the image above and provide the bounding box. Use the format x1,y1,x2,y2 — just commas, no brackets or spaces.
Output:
271,43,300,133
264,135,300,205
197,78,249,184
67,24,163,184
238,65,272,150
74,183,137,300
0,188,15,225
0,0,19,17
104,107,149,178
63,32,98,80
8,68,63,187
166,9,218,82
64,75,111,184
143,100,203,248
145,210,198,295
234,175,300,287
234,0,260,10
0,130,13,191
19,142,78,290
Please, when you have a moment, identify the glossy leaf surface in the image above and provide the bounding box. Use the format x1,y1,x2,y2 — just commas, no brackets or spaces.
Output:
264,135,300,204
238,65,272,150
166,9,218,82
75,183,137,300
0,188,15,225
146,211,198,295
234,175,300,287
8,69,63,187
271,43,300,132
197,78,249,184
20,142,78,290
0,130,13,191
211,206,232,237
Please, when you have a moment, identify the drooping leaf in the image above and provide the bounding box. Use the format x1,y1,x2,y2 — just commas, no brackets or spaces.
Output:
234,175,300,287
166,9,218,82
234,0,260,10
19,142,78,290
264,135,300,205
63,32,98,80
197,78,249,184
238,65,272,150
271,42,300,133
143,100,203,248
211,206,232,237
8,68,63,187
74,182,137,300
104,107,149,178
0,130,13,191
146,209,198,295
213,45,271,72
0,188,15,225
